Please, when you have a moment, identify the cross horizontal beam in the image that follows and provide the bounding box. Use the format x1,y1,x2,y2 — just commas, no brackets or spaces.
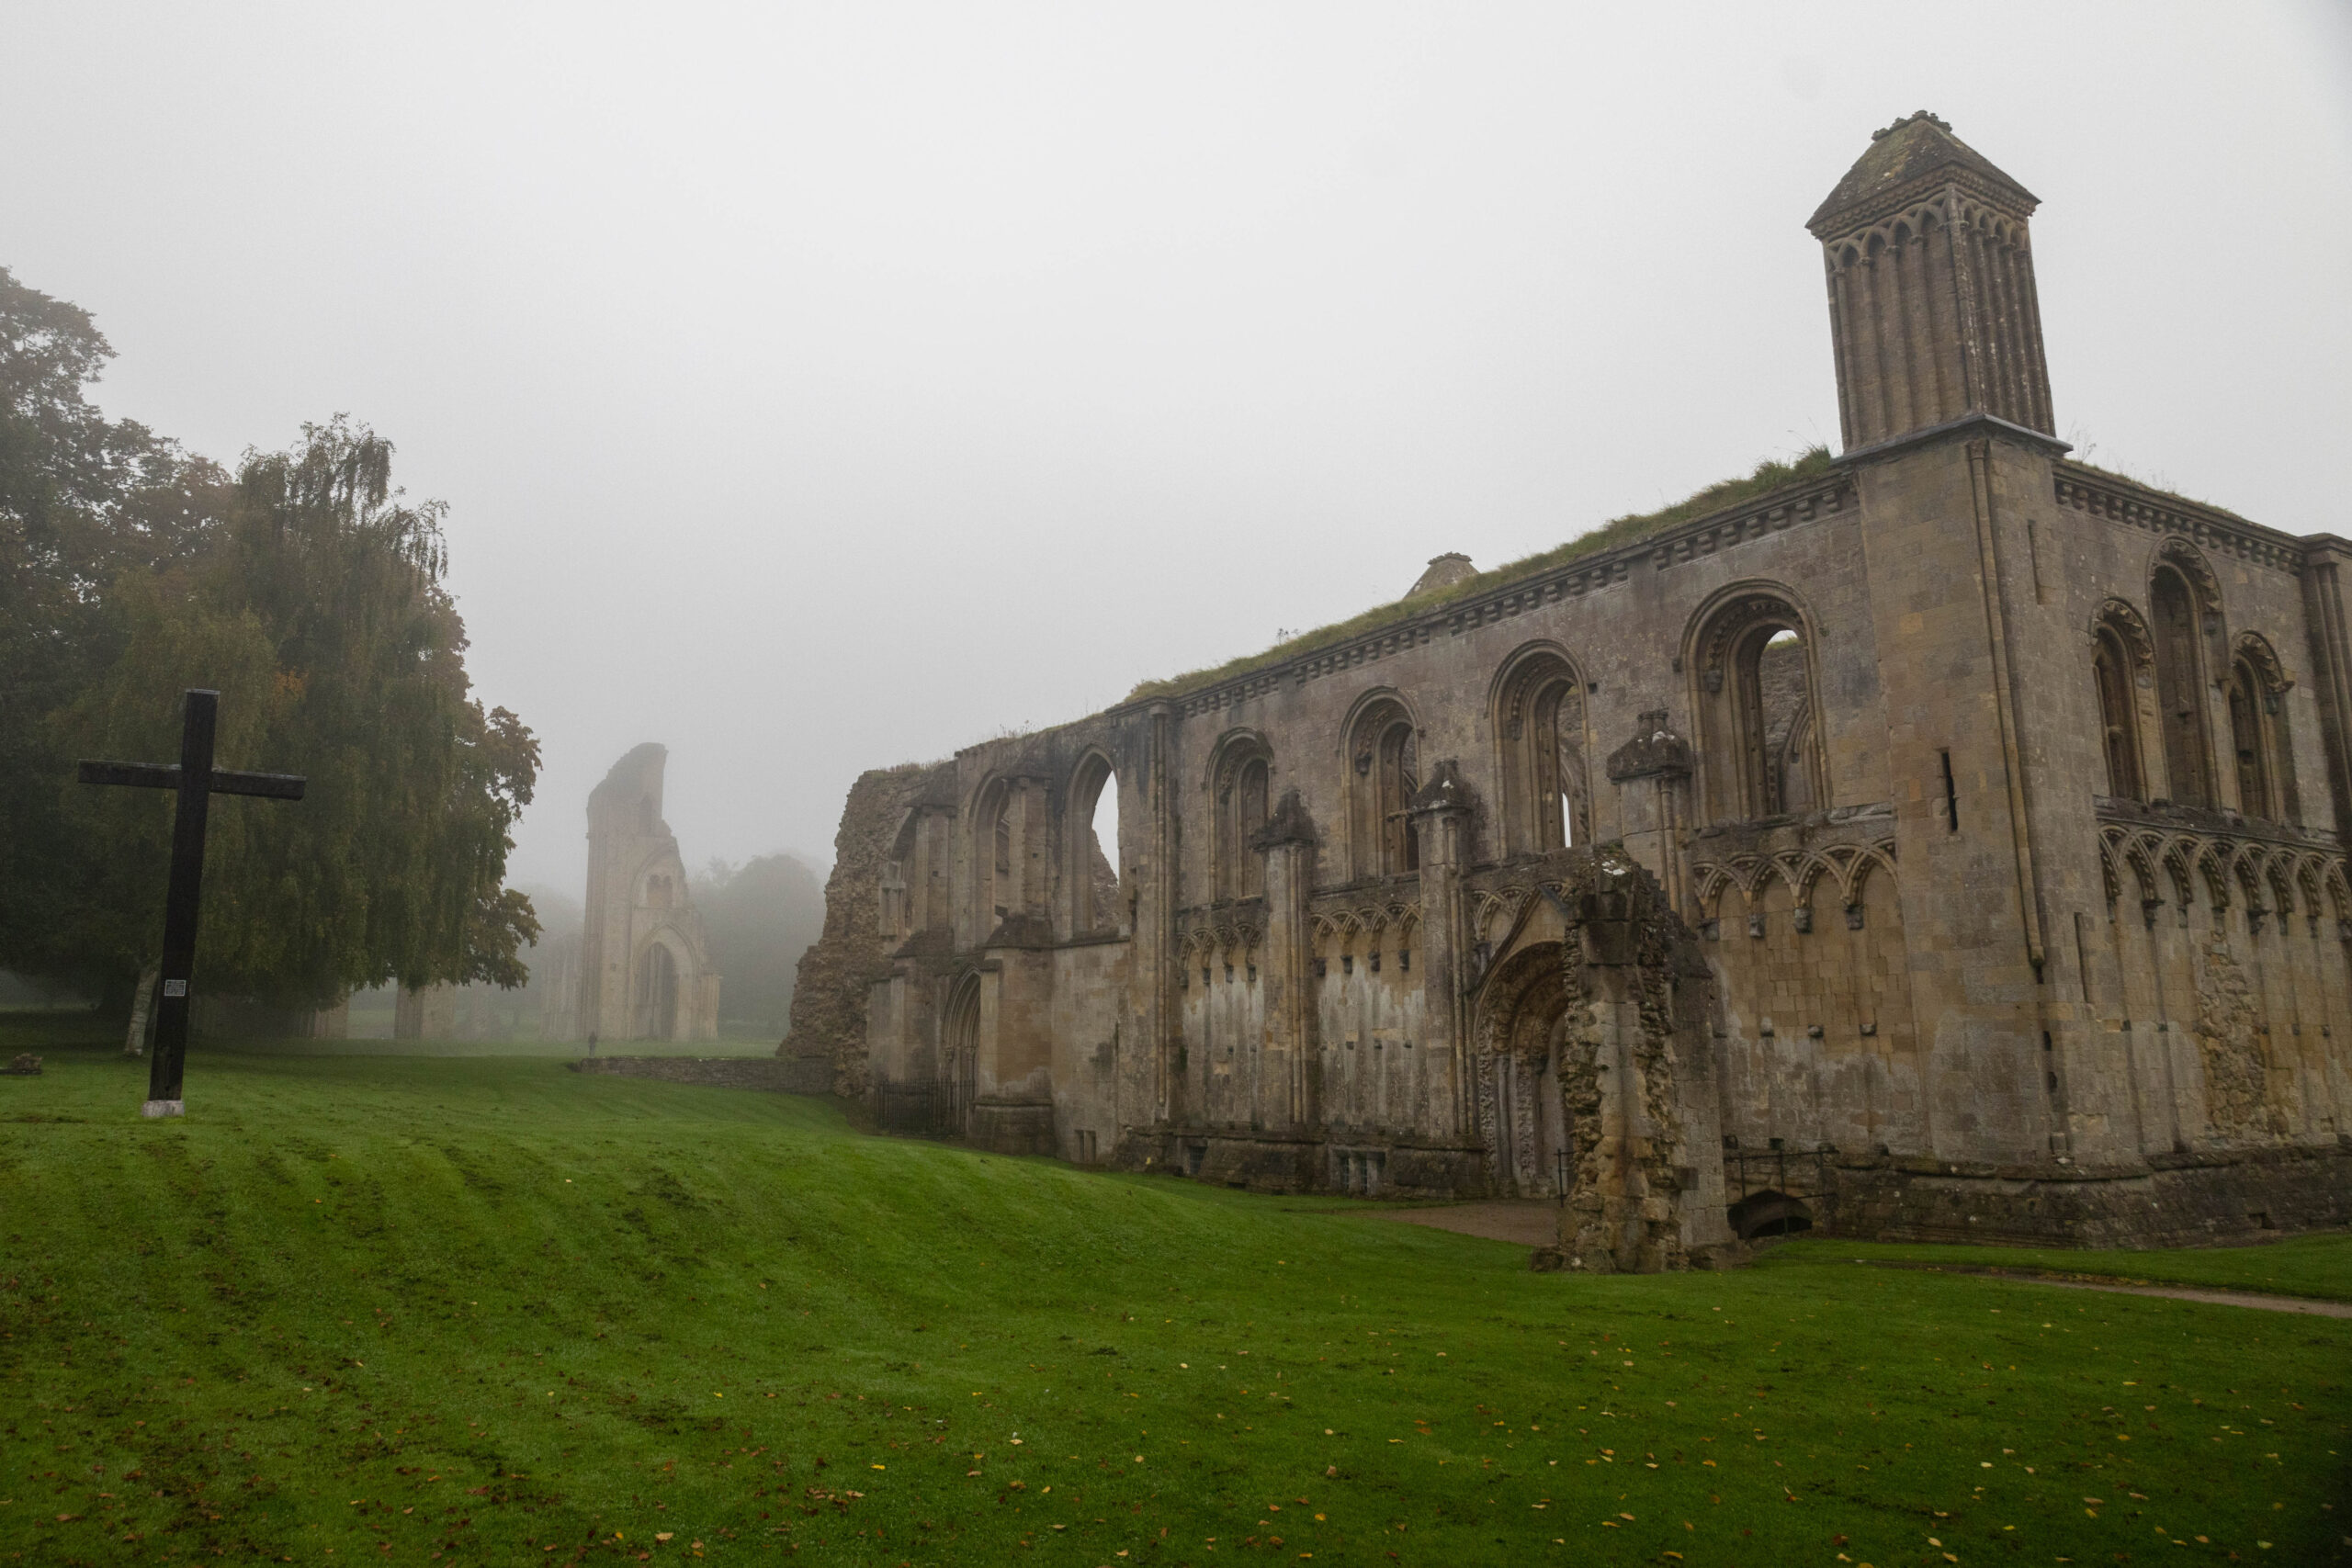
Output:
77,761,307,800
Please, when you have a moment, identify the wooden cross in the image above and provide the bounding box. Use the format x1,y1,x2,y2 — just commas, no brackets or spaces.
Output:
78,688,305,1118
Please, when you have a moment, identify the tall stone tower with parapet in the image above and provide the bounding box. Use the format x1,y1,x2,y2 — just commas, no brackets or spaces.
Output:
1811,110,2080,1167
574,744,721,1042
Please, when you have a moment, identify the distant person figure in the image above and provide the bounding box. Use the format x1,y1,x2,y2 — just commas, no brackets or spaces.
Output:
587,1031,598,1056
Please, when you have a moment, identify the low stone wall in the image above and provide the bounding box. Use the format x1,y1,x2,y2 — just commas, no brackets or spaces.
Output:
1822,1142,2352,1247
1114,1125,1487,1196
969,1099,1057,1156
568,1055,833,1095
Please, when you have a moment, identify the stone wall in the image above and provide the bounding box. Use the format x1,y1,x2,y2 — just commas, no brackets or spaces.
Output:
569,1055,832,1094
1826,1144,2352,1247
782,762,941,1096
801,116,2352,1254
573,744,723,1043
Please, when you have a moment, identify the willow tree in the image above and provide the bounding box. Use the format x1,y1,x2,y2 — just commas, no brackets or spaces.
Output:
58,421,542,1005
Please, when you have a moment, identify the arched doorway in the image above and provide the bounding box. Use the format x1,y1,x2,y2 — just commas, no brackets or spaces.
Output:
942,973,980,1134
634,942,679,1040
1469,942,1575,1198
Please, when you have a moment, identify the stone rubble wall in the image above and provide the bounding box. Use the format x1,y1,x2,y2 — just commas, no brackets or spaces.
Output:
569,1055,831,1094
780,762,943,1097
1826,1143,2352,1247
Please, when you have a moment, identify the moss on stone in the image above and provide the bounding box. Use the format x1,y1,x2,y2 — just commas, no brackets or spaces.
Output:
1125,446,1837,705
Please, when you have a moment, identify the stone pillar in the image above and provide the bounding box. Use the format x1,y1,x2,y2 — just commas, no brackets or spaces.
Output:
1138,703,1178,1127
1255,789,1319,1129
1603,713,1693,918
1407,761,1474,1137
2301,543,2352,844
1551,862,1735,1274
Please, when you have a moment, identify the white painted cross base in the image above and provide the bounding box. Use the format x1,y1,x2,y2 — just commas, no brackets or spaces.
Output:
141,1099,185,1119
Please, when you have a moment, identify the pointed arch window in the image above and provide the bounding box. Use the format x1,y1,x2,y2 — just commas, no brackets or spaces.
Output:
1067,752,1123,934
974,778,1029,929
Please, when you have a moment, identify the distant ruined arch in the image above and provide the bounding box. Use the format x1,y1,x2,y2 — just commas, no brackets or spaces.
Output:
571,744,720,1042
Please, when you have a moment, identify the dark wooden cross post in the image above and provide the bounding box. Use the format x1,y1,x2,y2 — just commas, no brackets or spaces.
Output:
78,688,305,1118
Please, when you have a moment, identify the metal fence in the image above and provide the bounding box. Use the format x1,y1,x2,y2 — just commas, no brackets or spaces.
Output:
1724,1145,1830,1201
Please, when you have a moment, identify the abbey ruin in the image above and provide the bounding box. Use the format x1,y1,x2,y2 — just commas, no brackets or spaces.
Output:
786,114,2352,1259
541,743,721,1043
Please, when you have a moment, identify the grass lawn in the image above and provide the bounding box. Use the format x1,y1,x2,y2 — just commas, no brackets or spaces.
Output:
3,1021,2346,1566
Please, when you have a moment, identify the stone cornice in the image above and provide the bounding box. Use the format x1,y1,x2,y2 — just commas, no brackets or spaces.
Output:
2053,461,2306,578
1834,410,2068,468
1121,471,1858,722
1808,165,2039,244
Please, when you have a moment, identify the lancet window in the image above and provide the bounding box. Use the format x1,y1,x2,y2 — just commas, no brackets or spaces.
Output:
975,778,1031,929
1067,752,1122,934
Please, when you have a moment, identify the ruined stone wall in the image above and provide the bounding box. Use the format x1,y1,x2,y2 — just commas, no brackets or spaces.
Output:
570,1055,833,1094
1827,1145,2352,1247
577,745,721,1043
800,118,2352,1248
781,762,943,1096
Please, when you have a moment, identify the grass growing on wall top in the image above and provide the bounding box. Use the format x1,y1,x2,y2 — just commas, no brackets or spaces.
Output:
1125,446,1837,705
2,1022,2346,1566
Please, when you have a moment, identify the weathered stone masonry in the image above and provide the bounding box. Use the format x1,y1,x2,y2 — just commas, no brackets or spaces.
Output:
786,113,2352,1258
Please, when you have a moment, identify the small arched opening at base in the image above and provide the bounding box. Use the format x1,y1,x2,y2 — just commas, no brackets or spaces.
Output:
1726,1188,1814,1240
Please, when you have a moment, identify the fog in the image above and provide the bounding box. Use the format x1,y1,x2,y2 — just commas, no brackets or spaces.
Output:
6,3,2346,890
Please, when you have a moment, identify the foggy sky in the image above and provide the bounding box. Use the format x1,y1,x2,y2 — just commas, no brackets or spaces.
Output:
6,3,2347,893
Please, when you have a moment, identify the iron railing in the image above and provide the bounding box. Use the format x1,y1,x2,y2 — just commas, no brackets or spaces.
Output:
1724,1145,1831,1202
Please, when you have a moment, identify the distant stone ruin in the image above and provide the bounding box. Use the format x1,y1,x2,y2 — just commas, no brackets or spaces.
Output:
545,744,720,1043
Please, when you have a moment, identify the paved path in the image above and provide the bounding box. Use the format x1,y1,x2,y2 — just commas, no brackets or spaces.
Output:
1862,1262,2352,1317
1350,1211,2348,1317
1369,1201,1559,1247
